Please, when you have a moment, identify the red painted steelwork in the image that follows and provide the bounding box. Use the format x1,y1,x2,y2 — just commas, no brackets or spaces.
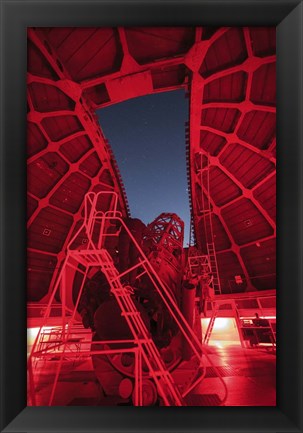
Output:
27,26,276,299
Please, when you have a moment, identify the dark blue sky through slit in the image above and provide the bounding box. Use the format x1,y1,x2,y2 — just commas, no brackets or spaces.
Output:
97,89,191,246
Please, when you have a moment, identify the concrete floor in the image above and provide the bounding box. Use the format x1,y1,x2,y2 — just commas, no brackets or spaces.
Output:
28,342,276,406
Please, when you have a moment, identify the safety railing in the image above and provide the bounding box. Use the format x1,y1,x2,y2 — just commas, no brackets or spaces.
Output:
28,191,228,406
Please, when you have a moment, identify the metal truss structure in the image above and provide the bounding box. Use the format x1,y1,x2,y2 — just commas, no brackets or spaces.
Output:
27,27,276,300
28,192,228,406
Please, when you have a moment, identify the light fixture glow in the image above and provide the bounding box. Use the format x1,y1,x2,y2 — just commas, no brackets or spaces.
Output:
213,318,229,330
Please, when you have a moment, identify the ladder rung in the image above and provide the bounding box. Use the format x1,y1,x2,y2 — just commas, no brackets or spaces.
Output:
67,238,185,405
136,338,153,345
121,312,141,317
112,290,132,296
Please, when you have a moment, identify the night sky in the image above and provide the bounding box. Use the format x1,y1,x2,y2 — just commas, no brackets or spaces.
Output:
97,89,191,246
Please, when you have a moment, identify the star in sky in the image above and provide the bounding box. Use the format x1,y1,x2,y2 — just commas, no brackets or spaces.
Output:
98,90,191,245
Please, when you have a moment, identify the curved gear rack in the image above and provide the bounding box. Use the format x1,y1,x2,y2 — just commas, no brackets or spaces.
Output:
27,27,276,300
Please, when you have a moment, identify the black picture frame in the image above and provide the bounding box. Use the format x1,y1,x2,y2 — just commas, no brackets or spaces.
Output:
0,0,302,431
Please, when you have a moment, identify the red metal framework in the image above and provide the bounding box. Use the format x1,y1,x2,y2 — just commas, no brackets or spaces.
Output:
187,28,276,292
145,213,184,250
202,290,276,348
27,27,276,301
28,191,228,406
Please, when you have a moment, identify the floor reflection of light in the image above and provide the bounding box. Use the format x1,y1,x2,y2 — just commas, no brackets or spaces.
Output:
212,341,224,349
211,340,240,348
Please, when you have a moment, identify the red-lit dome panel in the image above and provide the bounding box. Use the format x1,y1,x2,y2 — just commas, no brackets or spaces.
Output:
27,26,276,299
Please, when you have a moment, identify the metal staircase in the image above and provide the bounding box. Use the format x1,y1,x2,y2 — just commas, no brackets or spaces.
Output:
89,248,184,406
203,299,244,346
28,192,214,406
204,311,217,345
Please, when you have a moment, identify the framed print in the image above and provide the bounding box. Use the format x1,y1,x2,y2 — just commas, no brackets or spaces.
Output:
1,0,302,432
